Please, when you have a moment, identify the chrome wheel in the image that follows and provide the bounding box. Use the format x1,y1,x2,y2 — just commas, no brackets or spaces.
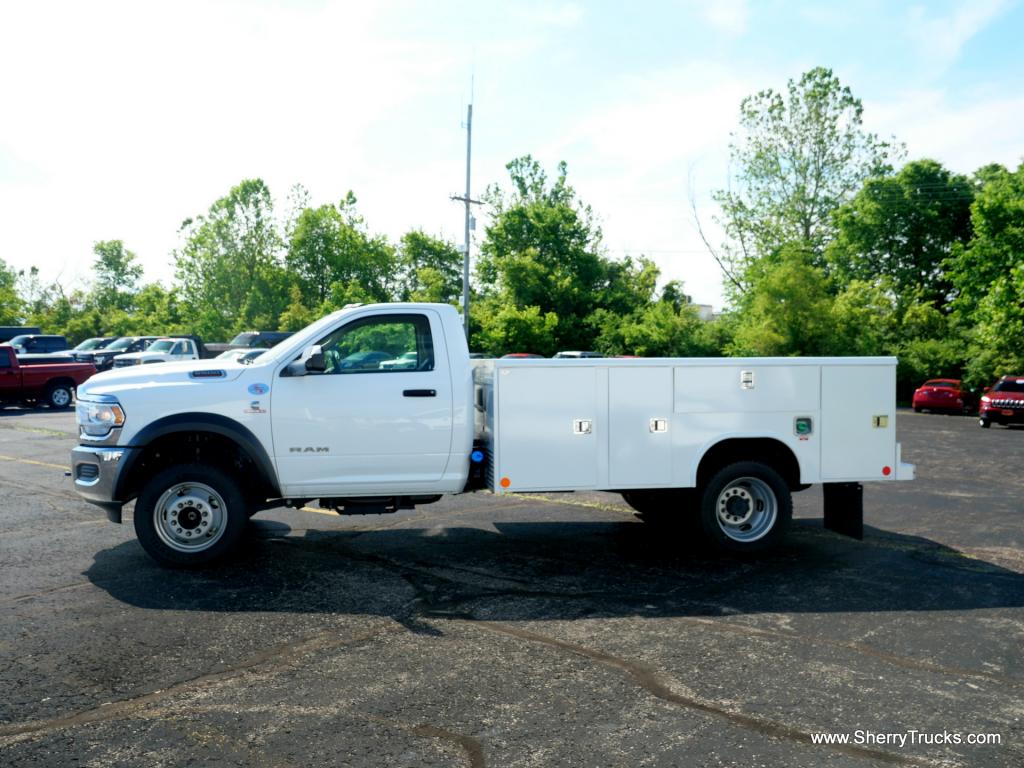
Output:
50,387,71,407
715,476,777,543
153,482,227,553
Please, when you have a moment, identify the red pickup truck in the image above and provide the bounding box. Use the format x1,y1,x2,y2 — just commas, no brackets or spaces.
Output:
0,345,96,409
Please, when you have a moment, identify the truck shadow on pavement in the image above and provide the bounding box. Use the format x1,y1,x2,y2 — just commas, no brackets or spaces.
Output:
84,518,1024,628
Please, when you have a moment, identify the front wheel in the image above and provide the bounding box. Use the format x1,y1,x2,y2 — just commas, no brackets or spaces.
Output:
133,464,250,568
699,462,792,554
979,418,991,429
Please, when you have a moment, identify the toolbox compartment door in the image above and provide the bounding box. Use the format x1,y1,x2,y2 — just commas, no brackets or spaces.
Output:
821,364,896,481
496,366,600,491
608,367,673,487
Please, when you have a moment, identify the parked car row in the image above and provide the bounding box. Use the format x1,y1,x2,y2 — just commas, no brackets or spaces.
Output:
0,329,295,410
912,376,1024,429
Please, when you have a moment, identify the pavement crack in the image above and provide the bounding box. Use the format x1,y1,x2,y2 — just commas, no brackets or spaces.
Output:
466,620,940,768
0,624,401,745
410,723,486,768
684,617,1023,688
1,580,93,605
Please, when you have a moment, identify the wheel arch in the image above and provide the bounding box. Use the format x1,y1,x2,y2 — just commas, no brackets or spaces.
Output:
46,376,76,392
115,413,281,502
694,436,803,491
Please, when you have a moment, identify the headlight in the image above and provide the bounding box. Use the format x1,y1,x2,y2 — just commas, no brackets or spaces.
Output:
981,396,991,403
77,399,126,436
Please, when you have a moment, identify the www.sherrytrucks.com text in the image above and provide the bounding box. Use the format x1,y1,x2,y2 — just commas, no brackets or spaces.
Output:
811,730,1002,748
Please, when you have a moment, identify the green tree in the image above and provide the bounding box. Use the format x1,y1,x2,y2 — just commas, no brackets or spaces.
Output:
728,245,835,356
947,163,1024,384
828,160,973,308
91,240,144,312
286,192,397,309
714,67,902,293
478,156,657,351
592,300,704,357
398,230,462,304
175,178,287,340
0,259,22,324
278,285,319,331
828,279,898,356
474,301,559,357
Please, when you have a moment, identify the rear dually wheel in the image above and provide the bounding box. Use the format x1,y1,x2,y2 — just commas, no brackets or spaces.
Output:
699,461,792,554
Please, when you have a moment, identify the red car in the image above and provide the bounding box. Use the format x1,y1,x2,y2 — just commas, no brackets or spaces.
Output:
978,375,1024,428
912,379,973,414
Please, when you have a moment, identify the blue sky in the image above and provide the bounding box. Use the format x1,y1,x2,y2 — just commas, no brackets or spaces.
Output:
1,0,1022,309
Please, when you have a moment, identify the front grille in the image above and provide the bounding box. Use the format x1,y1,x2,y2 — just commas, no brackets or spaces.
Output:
991,399,1024,408
76,464,99,481
112,359,133,368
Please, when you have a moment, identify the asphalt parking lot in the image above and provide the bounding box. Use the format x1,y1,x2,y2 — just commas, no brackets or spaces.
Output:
0,408,1021,767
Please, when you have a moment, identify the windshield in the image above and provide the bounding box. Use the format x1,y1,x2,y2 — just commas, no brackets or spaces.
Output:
994,379,1024,393
147,340,175,352
74,338,105,351
256,309,349,366
8,335,30,346
104,338,135,351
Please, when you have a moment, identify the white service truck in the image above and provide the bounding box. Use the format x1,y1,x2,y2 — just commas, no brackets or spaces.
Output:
71,303,914,568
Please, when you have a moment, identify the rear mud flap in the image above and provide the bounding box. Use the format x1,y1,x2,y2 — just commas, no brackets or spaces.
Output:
823,482,863,540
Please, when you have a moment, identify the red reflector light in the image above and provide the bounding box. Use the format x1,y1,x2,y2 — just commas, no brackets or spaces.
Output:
882,466,892,476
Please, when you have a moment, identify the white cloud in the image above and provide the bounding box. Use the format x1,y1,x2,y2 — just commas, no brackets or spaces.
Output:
536,61,763,308
0,0,461,288
867,89,1024,173
526,2,585,28
695,0,749,35
906,0,1011,70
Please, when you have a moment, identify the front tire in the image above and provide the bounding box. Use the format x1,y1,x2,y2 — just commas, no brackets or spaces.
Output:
979,418,991,429
133,464,249,568
699,462,792,554
46,383,73,409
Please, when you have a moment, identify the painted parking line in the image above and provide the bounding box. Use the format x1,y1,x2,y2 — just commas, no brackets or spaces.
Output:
0,454,68,471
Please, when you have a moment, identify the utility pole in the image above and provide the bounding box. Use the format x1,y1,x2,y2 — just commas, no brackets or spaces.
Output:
451,102,482,341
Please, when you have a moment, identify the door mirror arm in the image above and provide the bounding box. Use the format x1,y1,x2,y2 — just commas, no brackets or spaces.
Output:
285,345,326,376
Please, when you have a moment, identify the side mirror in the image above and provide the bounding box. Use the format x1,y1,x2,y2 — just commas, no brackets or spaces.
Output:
286,345,326,376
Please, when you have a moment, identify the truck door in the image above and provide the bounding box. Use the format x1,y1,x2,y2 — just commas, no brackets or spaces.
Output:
271,310,454,493
0,351,18,400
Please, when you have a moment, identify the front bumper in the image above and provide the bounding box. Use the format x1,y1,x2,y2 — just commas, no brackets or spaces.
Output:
70,445,139,523
980,405,1024,424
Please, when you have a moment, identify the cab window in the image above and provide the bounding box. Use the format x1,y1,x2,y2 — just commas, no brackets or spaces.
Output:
315,314,434,374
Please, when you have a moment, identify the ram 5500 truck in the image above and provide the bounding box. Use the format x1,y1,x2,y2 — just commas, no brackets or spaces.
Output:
70,303,914,567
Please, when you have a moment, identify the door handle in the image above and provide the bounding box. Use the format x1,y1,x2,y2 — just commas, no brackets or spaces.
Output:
403,389,436,397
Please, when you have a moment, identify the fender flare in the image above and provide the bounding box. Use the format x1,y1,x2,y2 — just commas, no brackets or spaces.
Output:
116,412,281,499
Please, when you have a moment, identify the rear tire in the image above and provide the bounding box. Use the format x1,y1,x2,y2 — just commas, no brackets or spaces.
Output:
699,462,792,554
46,383,73,409
133,463,250,568
913,406,922,413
